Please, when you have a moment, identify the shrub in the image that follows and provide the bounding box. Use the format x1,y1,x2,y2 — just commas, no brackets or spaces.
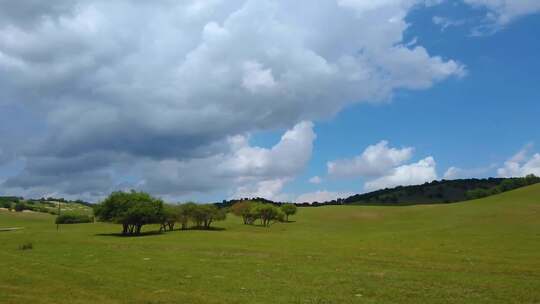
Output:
55,214,93,224
19,242,33,250
14,202,26,212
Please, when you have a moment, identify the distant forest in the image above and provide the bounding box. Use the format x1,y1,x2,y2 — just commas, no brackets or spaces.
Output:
219,175,540,208
2,175,539,209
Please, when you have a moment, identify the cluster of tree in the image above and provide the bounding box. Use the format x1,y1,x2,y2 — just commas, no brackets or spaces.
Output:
93,191,228,235
0,201,13,210
55,214,93,224
215,197,288,209
35,197,92,207
466,174,540,200
230,201,297,226
159,202,227,232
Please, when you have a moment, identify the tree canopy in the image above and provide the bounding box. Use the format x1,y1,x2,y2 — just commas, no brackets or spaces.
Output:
94,191,164,235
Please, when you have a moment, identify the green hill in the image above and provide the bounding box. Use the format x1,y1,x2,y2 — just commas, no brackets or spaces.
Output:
0,185,539,303
303,175,540,206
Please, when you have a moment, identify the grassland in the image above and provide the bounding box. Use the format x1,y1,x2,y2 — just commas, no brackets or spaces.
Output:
1,185,539,304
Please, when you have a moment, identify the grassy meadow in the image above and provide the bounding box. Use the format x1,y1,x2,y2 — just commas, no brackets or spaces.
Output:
1,185,540,303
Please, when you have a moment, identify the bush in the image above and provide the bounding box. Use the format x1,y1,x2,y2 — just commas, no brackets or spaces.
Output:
14,202,26,212
0,201,12,209
19,242,33,250
55,214,93,224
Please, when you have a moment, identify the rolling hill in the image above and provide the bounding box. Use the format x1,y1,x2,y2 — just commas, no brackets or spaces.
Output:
0,184,539,303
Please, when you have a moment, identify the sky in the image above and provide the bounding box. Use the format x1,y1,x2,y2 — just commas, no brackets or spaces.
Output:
0,0,539,203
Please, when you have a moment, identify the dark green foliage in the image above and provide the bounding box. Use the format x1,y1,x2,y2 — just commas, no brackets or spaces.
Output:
55,214,93,224
0,201,12,209
466,175,540,200
304,176,540,206
18,242,33,250
14,202,26,212
94,191,164,235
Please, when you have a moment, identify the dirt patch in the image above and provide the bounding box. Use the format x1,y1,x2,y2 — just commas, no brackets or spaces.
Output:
0,227,24,232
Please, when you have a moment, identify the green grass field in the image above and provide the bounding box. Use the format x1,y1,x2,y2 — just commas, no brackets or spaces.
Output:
1,185,539,303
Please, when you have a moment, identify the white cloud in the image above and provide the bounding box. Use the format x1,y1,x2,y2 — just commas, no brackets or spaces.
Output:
364,156,438,191
296,190,353,203
309,176,323,184
328,140,414,178
443,165,495,179
0,1,464,199
139,121,315,201
463,0,540,25
432,16,467,31
497,144,540,177
242,61,277,93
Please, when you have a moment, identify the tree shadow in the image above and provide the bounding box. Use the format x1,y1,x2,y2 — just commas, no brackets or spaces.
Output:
95,231,164,238
96,226,226,237
181,226,226,232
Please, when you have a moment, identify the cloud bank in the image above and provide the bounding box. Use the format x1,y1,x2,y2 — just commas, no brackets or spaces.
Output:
0,0,465,200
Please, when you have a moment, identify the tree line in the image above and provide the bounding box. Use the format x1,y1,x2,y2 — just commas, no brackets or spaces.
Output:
466,174,540,200
93,191,297,236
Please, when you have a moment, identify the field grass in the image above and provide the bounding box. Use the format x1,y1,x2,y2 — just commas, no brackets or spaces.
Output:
1,185,539,303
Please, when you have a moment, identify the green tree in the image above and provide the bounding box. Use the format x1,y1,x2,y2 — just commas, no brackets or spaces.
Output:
14,202,26,212
255,204,283,227
94,191,164,235
190,204,227,229
177,202,197,230
160,204,179,232
231,201,256,224
280,203,297,222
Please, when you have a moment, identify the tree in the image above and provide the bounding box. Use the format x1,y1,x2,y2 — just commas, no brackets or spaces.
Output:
14,202,26,212
231,201,255,224
255,204,284,227
160,204,179,232
177,202,197,230
190,204,227,229
94,191,164,235
280,203,297,222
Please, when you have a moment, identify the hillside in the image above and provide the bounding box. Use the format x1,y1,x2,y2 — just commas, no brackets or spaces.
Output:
1,184,539,303
0,197,93,215
218,176,540,207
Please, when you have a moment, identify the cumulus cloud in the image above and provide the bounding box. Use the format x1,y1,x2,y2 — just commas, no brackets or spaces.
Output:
0,1,464,199
327,140,437,192
497,144,540,177
328,141,414,178
296,190,353,203
364,156,438,191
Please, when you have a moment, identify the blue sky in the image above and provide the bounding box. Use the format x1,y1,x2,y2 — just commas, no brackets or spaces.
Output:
0,1,539,203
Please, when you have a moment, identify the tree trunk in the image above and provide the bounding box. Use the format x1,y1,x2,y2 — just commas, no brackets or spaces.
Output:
122,223,128,235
